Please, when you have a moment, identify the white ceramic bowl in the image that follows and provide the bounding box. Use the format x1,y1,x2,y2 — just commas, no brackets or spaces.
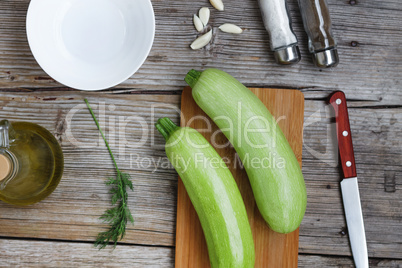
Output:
26,0,155,90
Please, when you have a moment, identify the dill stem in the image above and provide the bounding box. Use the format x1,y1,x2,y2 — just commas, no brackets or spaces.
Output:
84,99,120,173
85,99,134,250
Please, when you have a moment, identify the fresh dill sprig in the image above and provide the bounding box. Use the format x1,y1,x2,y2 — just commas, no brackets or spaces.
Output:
84,99,134,250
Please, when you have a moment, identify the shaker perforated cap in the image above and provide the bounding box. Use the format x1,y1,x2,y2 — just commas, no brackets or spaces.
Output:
274,44,301,65
313,48,339,68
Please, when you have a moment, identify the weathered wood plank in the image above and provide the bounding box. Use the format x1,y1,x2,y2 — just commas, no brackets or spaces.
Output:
0,239,174,267
0,92,181,247
301,100,402,258
0,239,400,267
0,92,400,259
0,0,401,105
299,254,402,267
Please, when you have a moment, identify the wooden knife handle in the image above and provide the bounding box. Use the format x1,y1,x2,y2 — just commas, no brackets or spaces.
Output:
329,91,357,179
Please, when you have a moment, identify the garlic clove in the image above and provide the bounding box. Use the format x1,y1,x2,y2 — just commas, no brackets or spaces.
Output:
190,30,213,50
210,0,224,11
193,14,204,32
219,23,243,34
199,7,210,26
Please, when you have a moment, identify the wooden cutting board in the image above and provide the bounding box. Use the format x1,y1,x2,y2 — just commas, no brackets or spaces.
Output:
176,87,304,268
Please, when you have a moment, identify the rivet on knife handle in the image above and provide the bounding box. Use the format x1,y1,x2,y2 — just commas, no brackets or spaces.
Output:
329,91,357,179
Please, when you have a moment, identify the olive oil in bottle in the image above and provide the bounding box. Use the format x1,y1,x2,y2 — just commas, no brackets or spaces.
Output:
0,120,63,205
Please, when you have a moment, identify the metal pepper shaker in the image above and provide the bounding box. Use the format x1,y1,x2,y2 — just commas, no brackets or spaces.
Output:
298,0,339,68
258,0,301,65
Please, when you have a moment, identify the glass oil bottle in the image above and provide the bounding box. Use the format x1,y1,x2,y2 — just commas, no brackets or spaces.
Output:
0,120,63,205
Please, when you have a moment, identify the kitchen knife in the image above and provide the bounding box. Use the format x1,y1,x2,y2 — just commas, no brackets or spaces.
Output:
329,91,369,268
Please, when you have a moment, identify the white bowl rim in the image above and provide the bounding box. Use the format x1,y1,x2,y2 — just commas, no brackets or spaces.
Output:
26,0,155,91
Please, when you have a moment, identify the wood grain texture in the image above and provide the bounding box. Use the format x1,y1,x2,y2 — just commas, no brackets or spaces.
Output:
175,87,303,267
299,255,402,267
0,92,400,262
301,99,402,259
0,239,400,267
0,0,400,265
0,92,181,247
0,0,401,105
0,239,174,268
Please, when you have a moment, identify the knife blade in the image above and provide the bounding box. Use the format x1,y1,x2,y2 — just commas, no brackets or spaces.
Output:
329,91,369,268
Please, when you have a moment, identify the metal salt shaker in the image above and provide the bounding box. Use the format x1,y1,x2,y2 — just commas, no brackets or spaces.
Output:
258,0,301,65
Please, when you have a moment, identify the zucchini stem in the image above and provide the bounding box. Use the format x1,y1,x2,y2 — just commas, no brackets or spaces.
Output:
155,118,179,141
184,69,202,88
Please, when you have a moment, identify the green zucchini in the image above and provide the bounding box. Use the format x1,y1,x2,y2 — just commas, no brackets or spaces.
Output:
155,118,255,268
185,68,307,234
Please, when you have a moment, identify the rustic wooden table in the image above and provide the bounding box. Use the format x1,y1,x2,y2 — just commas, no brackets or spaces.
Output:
0,0,401,267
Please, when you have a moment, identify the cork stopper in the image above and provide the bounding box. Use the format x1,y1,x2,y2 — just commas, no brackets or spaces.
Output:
0,153,11,181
